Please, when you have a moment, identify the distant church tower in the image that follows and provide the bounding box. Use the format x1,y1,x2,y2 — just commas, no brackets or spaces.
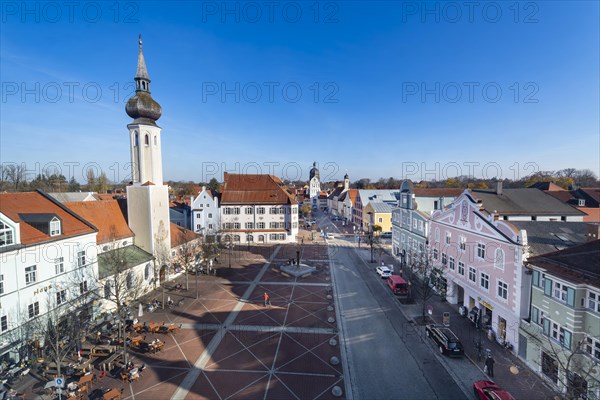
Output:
125,36,171,256
309,162,321,206
344,173,350,191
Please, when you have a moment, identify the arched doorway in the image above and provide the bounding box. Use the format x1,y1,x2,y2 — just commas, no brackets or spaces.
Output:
159,265,167,283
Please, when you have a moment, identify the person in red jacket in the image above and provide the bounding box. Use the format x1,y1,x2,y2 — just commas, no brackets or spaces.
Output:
263,292,271,306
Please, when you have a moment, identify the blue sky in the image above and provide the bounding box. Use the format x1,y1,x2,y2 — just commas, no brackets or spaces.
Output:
1,1,598,184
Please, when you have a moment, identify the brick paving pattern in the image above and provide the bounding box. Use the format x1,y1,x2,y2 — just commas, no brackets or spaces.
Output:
20,241,344,400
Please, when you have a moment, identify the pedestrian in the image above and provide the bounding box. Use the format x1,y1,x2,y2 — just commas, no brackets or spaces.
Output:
263,292,270,307
96,331,102,344
485,354,495,378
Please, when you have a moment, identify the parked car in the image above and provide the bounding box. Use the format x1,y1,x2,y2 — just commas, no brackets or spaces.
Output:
473,380,515,400
425,324,464,356
380,232,392,239
375,266,392,278
325,233,335,239
386,275,409,296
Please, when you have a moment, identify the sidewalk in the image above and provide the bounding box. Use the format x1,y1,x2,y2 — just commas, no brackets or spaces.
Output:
356,247,556,400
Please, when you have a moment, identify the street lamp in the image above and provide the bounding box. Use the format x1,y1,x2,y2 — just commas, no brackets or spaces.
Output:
367,211,374,263
227,242,232,269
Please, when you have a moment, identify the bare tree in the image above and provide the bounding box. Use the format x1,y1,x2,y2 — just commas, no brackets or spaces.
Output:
405,246,441,322
527,323,600,400
200,233,222,272
97,172,109,193
93,228,151,364
0,310,37,368
173,228,202,292
5,163,26,191
153,221,173,309
86,169,97,192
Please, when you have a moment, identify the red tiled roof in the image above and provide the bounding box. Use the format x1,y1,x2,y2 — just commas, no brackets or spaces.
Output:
220,173,296,205
0,191,96,245
347,189,359,203
170,223,200,248
93,193,116,201
64,200,133,245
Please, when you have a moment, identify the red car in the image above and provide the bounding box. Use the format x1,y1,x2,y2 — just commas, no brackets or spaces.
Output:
473,380,515,400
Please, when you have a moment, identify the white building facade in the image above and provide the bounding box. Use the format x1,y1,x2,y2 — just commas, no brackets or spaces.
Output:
220,173,299,244
191,186,220,237
0,192,98,364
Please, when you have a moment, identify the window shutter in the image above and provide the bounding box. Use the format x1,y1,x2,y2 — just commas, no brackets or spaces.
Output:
532,307,539,324
563,330,572,350
532,270,540,287
544,277,553,296
543,319,550,336
566,287,575,307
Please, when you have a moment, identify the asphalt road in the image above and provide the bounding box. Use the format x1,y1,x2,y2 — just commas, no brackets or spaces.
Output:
318,213,468,400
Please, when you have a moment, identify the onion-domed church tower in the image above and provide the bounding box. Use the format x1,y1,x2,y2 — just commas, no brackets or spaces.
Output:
125,36,171,256
309,162,321,207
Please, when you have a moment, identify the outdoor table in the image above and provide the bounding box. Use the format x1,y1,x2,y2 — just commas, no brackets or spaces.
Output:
150,341,164,353
129,335,144,345
91,345,114,356
103,388,121,400
78,373,94,385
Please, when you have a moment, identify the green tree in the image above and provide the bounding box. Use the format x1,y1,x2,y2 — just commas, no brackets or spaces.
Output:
97,172,109,193
208,178,220,192
29,174,50,191
86,169,97,191
68,176,81,191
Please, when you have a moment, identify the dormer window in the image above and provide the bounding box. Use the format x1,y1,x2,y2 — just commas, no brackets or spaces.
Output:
0,221,15,247
578,199,586,207
50,217,61,236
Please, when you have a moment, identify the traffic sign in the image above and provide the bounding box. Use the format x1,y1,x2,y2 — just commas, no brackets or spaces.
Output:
55,377,64,387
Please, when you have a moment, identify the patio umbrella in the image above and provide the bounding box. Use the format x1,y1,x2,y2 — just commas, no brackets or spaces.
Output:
138,303,143,318
44,380,58,389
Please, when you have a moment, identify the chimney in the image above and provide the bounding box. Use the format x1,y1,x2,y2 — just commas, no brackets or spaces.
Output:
495,179,503,195
519,229,528,247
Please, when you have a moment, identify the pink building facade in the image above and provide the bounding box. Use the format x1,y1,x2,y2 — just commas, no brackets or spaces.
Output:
430,191,527,351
